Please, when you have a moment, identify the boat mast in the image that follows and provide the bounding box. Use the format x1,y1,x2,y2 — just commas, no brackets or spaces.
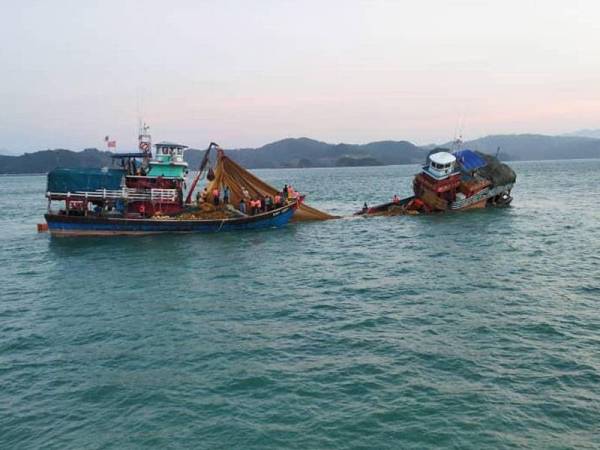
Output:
138,121,152,169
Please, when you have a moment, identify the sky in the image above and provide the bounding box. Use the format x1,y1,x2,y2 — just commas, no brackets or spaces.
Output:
1,0,599,154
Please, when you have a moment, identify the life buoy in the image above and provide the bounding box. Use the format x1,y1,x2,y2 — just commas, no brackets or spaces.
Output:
139,142,150,152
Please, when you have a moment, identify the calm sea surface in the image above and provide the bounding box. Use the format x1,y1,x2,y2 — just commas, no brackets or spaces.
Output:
1,160,599,449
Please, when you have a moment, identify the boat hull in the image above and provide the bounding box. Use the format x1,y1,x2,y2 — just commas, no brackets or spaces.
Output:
45,203,297,236
355,188,513,216
354,196,414,216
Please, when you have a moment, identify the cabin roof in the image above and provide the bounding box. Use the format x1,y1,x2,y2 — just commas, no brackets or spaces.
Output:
155,141,188,149
430,152,456,165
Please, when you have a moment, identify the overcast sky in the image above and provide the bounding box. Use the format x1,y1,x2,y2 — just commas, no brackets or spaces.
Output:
1,0,599,153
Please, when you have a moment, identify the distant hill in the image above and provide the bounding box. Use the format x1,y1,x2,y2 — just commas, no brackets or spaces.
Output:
562,129,600,139
2,134,600,174
459,134,600,161
184,137,427,169
0,148,113,174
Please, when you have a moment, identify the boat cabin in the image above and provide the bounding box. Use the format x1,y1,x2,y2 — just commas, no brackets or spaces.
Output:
154,141,188,164
425,152,457,180
147,141,189,179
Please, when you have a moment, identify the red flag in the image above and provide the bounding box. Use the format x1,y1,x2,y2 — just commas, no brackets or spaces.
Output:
107,140,116,148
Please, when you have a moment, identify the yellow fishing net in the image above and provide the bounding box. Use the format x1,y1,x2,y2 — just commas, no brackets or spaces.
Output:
204,151,337,221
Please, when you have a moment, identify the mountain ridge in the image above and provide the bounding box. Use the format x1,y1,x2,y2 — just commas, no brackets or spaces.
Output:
2,134,600,174
562,129,600,139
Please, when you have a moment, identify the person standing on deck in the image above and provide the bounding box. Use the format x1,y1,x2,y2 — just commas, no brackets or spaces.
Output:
239,198,247,214
223,186,230,205
261,195,267,212
283,184,288,199
212,187,220,207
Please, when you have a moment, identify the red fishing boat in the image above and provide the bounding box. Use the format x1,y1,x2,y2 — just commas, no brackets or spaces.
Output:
356,149,516,216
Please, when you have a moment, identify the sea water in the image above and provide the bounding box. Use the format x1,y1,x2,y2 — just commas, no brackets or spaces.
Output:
1,160,599,449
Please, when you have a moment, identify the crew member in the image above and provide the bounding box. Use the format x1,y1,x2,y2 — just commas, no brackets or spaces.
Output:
212,188,220,206
223,186,230,204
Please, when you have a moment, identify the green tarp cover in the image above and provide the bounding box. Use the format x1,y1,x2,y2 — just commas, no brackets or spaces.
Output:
47,168,125,193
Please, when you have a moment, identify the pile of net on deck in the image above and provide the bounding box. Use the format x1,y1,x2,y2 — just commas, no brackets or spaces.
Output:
453,149,517,186
475,152,517,186
204,153,337,221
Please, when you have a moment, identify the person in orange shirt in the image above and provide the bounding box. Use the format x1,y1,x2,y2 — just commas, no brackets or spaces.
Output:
212,188,220,206
250,199,259,215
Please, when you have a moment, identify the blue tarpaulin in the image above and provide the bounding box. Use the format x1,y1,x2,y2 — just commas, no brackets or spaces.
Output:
453,150,487,171
47,168,125,193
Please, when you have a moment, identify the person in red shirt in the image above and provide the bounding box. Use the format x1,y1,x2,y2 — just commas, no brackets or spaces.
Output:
212,188,220,206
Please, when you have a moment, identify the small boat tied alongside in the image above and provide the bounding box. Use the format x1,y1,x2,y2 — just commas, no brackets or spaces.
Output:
42,126,334,236
355,148,516,217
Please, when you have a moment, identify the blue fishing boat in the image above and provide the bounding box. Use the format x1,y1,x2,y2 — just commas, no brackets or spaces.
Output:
42,125,305,236
44,201,298,236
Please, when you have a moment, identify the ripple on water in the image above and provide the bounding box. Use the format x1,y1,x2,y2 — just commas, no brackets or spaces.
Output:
1,162,600,449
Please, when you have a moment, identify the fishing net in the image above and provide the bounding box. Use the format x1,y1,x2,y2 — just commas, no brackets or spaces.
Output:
203,152,337,221
475,152,517,186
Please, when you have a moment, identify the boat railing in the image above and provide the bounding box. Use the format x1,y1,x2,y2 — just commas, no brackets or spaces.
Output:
47,188,179,202
450,183,513,209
